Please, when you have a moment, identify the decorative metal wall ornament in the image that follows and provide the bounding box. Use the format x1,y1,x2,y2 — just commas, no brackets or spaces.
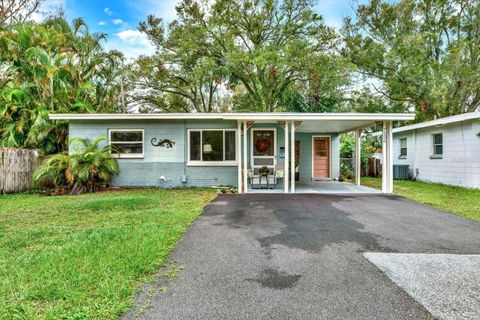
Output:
151,138,176,148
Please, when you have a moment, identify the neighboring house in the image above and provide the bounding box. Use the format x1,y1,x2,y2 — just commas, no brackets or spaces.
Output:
50,112,414,193
392,112,480,188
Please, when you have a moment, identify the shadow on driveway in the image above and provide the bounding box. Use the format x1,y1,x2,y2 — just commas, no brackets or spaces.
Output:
124,194,480,320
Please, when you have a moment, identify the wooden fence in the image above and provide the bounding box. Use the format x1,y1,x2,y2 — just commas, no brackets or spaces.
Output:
367,158,382,177
0,148,38,194
342,157,382,177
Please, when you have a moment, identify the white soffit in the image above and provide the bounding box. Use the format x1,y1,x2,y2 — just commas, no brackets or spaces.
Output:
295,120,378,133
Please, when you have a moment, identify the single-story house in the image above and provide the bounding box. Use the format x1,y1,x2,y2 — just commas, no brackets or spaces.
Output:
392,112,480,188
50,112,414,193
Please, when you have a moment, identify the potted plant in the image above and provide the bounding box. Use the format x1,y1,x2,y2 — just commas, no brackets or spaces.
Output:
258,166,270,176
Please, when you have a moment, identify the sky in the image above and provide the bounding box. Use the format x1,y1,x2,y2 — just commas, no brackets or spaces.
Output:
39,0,363,59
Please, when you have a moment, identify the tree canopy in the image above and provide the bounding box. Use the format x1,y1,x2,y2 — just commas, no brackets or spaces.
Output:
0,18,125,153
0,0,43,25
343,0,480,121
132,0,351,113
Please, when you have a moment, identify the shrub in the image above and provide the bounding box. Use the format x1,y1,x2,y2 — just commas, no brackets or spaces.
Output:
340,162,354,181
340,132,380,169
34,137,119,195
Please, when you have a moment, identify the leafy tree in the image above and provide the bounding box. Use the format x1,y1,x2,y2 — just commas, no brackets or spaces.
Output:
134,0,350,112
344,89,406,115
340,132,379,168
34,137,119,194
0,0,43,25
343,0,480,121
132,14,227,113
0,18,125,153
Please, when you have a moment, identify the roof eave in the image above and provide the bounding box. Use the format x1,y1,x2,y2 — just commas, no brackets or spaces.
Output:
393,112,480,133
49,112,416,121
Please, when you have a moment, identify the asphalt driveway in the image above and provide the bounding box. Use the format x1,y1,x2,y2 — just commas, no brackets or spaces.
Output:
125,194,480,320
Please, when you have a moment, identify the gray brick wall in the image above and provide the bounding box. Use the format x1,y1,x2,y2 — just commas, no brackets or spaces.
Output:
186,166,237,187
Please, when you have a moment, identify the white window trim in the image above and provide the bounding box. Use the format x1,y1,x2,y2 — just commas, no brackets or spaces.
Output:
187,129,238,166
432,133,443,156
108,129,144,159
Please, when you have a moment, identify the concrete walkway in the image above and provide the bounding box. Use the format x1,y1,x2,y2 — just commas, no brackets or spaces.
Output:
124,194,480,320
250,180,380,194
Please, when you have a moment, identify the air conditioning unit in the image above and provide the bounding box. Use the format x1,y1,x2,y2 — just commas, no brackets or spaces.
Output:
393,165,410,180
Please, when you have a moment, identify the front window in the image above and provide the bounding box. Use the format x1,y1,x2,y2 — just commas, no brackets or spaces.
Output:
188,129,237,164
109,129,144,158
399,138,407,157
432,133,443,156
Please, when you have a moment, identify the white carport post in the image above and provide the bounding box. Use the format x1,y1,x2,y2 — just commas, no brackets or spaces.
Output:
243,121,248,193
290,121,296,193
237,121,242,193
354,129,362,186
382,121,393,193
284,122,289,193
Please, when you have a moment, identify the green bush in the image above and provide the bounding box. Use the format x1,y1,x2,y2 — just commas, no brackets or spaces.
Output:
34,137,119,194
340,162,354,181
340,132,380,169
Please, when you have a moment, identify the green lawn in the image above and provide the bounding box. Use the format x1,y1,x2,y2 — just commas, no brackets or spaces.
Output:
362,177,480,222
0,188,217,320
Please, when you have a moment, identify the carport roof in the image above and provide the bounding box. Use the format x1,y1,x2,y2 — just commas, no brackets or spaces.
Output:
49,112,415,133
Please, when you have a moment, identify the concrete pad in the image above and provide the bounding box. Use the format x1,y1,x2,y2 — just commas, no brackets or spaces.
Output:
250,181,381,194
364,252,480,320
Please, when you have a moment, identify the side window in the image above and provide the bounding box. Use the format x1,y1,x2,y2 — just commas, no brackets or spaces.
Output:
432,133,443,156
399,138,407,157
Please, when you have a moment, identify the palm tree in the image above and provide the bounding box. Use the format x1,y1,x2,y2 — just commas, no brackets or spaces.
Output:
0,18,125,154
34,137,120,194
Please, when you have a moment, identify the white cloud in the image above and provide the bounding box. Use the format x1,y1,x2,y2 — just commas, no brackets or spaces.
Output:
30,12,43,23
112,18,124,25
104,7,113,16
98,21,107,26
112,29,155,59
117,30,151,46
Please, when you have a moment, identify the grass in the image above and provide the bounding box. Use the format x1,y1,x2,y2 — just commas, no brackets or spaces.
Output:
0,188,217,320
362,177,480,222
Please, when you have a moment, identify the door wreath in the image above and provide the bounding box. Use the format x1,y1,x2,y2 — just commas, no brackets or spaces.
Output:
255,139,270,152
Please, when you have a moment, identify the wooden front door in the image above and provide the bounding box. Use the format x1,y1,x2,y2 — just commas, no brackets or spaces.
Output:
312,137,330,179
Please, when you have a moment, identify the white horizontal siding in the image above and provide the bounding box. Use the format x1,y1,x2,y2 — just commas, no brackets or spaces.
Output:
393,119,480,188
392,132,414,176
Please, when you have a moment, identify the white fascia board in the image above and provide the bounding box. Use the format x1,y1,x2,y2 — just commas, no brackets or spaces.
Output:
49,112,416,121
223,113,415,121
49,113,224,120
393,112,480,134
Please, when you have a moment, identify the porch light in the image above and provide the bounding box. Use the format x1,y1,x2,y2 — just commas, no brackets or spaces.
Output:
203,144,213,153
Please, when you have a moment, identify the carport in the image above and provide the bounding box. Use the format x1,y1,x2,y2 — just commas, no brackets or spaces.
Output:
224,113,415,194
